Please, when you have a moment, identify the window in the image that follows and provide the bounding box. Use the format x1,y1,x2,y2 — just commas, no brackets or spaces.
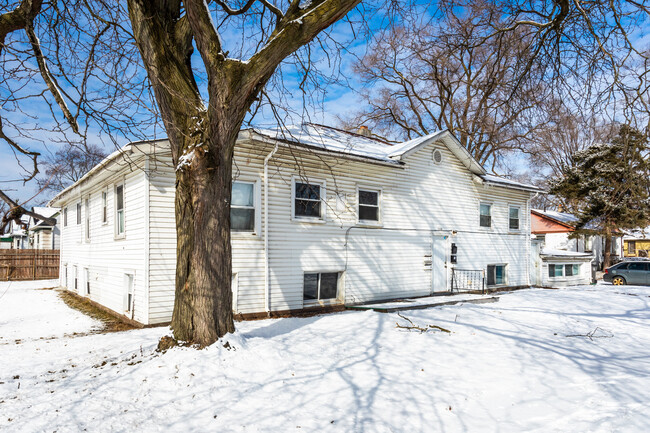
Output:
628,262,649,271
102,191,107,224
115,184,125,236
64,264,68,288
294,181,324,219
124,273,134,312
303,272,339,301
76,202,81,225
509,206,520,230
84,198,90,241
548,263,581,278
63,208,68,227
74,266,78,292
358,189,380,222
231,182,255,232
487,264,506,286
84,268,90,295
480,203,491,228
628,241,636,255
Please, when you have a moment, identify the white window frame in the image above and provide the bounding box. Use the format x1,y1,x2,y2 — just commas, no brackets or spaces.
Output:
302,271,343,306
291,176,327,223
548,263,581,278
101,191,108,225
76,202,82,225
356,186,382,226
73,266,78,292
486,263,507,286
84,197,90,242
508,205,521,231
479,202,492,229
63,207,68,227
231,180,261,236
114,183,125,239
124,273,134,313
84,267,90,295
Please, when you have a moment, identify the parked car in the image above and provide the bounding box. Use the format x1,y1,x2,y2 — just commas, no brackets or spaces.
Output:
603,261,650,285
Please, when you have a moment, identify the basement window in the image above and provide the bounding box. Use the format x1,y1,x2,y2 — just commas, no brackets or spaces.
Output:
487,264,507,286
231,181,255,232
303,272,339,301
549,264,580,278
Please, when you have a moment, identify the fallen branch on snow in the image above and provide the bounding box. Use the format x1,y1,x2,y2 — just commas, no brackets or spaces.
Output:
395,312,451,334
565,327,613,341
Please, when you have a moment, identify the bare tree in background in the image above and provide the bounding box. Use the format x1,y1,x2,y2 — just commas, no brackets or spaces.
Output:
346,1,649,172
345,5,548,170
37,144,107,196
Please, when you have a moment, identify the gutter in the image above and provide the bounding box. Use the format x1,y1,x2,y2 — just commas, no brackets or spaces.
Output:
263,142,279,315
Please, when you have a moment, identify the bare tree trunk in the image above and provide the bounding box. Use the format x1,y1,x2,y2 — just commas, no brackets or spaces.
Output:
603,228,612,269
127,0,361,347
172,139,235,343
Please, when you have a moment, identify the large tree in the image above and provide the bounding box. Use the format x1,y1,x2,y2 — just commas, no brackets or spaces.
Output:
127,0,362,345
2,0,363,346
550,125,650,268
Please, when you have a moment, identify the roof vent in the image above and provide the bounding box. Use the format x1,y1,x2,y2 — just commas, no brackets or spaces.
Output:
357,125,371,137
432,149,443,164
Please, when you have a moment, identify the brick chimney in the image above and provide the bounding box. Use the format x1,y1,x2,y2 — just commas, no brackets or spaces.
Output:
357,125,371,137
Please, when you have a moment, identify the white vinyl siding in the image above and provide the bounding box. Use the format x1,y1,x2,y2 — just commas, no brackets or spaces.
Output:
57,133,534,323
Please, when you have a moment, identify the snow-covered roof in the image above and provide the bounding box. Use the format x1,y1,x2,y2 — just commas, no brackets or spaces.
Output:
540,248,593,259
622,227,650,240
33,207,59,220
481,174,542,192
51,124,542,206
533,209,578,225
252,123,402,165
30,207,60,230
532,208,605,231
251,123,542,191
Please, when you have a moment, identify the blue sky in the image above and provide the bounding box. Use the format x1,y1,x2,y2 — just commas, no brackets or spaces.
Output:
2,1,648,207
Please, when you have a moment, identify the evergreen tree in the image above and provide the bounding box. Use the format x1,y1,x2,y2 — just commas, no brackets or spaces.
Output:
550,125,650,268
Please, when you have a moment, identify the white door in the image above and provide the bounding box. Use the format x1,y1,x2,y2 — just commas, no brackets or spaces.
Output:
431,235,447,293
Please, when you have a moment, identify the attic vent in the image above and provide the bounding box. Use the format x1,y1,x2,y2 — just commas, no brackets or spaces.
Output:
432,149,443,164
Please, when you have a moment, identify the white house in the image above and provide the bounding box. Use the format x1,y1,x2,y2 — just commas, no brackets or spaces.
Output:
530,208,623,287
50,124,541,325
5,215,30,249
28,207,61,250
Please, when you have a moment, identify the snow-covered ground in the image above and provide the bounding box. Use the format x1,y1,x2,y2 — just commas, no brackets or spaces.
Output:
1,281,650,432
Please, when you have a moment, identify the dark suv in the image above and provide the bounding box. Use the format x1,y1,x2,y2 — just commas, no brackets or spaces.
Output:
603,261,650,286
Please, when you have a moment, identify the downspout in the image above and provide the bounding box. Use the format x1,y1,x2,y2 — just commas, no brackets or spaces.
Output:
263,143,279,315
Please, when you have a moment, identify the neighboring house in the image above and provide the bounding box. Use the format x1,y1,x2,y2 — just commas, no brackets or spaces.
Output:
28,207,61,250
530,209,623,286
50,124,541,325
622,227,650,258
5,215,30,249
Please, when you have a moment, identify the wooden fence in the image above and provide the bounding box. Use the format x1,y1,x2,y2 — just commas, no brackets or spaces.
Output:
0,249,60,281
